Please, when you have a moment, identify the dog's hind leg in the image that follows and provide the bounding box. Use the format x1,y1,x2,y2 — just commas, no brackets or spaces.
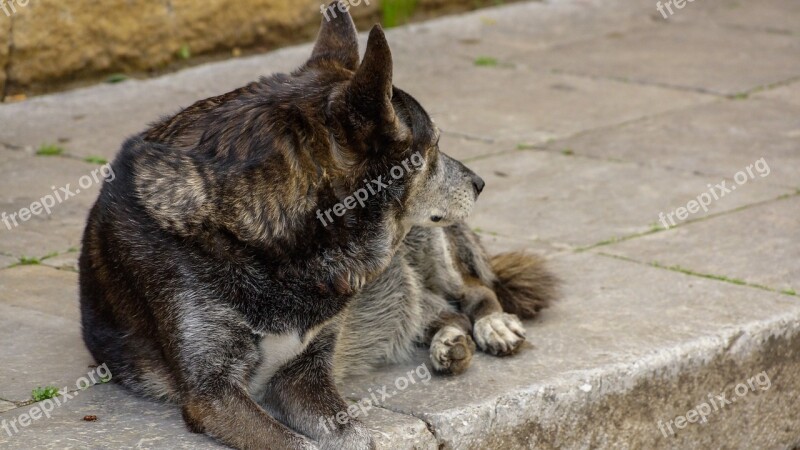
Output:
424,308,476,375
261,326,375,450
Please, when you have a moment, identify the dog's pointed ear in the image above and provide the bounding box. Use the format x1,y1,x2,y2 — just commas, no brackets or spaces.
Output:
346,25,394,121
309,2,359,70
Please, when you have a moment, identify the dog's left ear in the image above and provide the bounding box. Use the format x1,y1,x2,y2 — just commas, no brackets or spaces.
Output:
309,2,360,70
345,25,395,125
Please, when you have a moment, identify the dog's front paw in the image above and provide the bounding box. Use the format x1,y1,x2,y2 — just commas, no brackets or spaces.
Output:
430,326,476,375
320,422,375,450
473,312,526,356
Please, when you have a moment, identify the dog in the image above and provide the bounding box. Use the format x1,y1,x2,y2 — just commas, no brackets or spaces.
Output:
79,6,556,449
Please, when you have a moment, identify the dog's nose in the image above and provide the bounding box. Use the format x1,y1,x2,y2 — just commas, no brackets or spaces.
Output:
471,174,485,196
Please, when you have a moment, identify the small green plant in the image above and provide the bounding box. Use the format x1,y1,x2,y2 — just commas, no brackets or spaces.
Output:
516,143,536,150
105,73,128,84
178,44,192,60
730,92,749,100
17,256,41,266
562,149,574,156
31,386,60,402
84,156,108,165
36,144,64,156
783,288,797,296
474,56,499,67
382,0,417,28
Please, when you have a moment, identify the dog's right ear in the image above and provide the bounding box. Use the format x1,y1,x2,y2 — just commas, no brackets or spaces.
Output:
309,1,359,71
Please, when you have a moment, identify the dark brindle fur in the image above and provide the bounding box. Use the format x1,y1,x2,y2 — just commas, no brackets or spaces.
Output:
80,7,557,449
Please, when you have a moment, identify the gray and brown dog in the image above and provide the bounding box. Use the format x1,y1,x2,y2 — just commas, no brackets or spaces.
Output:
79,6,557,449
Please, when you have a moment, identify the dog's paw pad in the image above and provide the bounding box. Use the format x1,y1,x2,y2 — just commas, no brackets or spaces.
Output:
473,312,526,356
430,326,476,375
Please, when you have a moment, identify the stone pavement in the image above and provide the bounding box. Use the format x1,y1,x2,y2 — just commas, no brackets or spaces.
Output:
0,0,799,448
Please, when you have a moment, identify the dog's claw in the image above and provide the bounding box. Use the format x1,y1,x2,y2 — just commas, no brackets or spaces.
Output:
473,312,526,356
430,326,476,375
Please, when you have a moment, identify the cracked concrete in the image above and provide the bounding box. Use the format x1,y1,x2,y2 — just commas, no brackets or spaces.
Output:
0,0,798,448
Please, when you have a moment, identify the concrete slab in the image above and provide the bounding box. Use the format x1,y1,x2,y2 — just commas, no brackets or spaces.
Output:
0,265,80,322
0,304,94,402
386,0,652,75
542,98,800,189
0,155,103,259
679,0,800,34
0,382,438,449
439,133,513,162
600,195,800,294
406,66,713,144
0,400,15,414
756,79,800,108
0,148,31,167
477,231,567,258
341,252,800,449
0,81,200,160
0,384,221,449
466,150,791,248
522,21,800,96
39,251,79,272
0,254,15,268
360,407,439,450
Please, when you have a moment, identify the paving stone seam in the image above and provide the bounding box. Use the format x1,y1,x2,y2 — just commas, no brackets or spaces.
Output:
340,399,441,446
533,144,800,192
575,191,799,252
547,67,732,97
460,78,722,149
595,251,798,297
466,191,798,263
715,22,797,38
2,248,76,267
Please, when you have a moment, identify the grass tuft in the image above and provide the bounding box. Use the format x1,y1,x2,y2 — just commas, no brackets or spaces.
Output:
36,144,64,156
474,56,499,67
31,386,60,402
16,256,41,266
84,156,108,165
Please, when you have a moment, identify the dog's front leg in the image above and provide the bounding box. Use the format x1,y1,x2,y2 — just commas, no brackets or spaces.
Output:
182,382,315,450
460,282,526,356
261,327,375,450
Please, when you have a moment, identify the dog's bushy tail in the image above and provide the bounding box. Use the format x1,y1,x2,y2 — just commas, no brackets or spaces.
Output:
490,252,559,319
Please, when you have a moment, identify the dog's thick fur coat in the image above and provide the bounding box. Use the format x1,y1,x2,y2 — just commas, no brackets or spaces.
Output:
79,7,557,450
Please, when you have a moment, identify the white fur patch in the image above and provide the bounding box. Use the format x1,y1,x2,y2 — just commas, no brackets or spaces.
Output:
473,312,526,355
248,332,308,396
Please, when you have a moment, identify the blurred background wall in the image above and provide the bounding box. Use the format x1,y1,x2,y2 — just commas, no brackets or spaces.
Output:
0,0,512,98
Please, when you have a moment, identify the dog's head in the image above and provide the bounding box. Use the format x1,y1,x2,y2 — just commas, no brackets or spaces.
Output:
308,6,484,229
